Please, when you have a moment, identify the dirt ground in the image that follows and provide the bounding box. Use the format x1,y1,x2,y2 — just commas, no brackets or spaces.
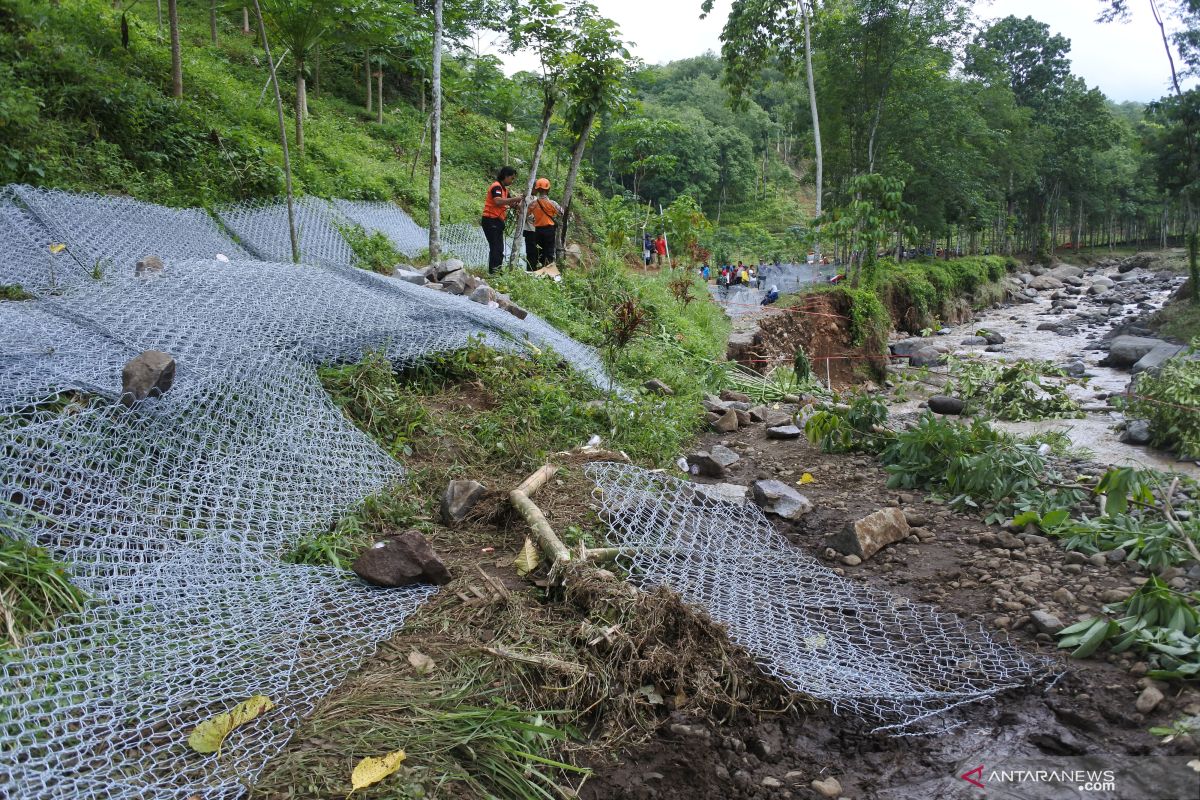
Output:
578,421,1200,799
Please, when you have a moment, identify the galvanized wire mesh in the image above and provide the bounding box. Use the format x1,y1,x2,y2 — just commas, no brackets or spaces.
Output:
0,184,615,799
333,199,428,259
585,462,1056,734
215,196,353,267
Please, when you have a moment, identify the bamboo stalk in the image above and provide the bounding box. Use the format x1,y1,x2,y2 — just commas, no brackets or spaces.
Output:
516,464,557,496
509,488,571,566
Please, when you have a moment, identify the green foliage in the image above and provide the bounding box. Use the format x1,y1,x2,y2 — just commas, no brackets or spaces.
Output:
725,364,826,404
1126,339,1200,457
0,504,89,649
1057,577,1200,679
285,485,429,569
320,352,431,459
879,256,1016,332
0,285,34,301
945,356,1083,421
803,395,890,454
879,413,1049,519
339,223,404,275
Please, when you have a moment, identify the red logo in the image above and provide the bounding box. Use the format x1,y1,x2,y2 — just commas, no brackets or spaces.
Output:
961,765,985,789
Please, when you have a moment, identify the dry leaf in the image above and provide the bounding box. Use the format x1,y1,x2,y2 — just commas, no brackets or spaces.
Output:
513,537,540,576
188,695,275,755
637,684,664,705
798,472,815,485
349,750,406,795
48,243,66,254
407,650,435,675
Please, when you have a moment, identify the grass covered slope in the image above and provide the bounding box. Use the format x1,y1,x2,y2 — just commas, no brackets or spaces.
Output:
0,0,556,224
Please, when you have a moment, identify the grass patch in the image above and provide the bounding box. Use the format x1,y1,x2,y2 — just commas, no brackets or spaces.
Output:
878,255,1017,333
0,285,34,301
339,224,405,276
1149,294,1200,343
1,505,88,649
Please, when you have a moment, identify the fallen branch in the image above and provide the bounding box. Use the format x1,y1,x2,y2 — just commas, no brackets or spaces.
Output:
509,486,571,566
482,645,587,676
516,464,557,496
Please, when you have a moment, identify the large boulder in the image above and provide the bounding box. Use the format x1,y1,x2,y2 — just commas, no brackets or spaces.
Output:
431,259,467,280
1103,335,1167,368
1120,420,1152,445
960,336,987,346
826,507,910,560
440,480,487,524
687,444,740,478
1117,254,1153,273
1131,342,1184,375
750,480,814,520
891,338,930,357
1048,264,1084,280
909,347,945,368
928,395,965,415
120,350,176,406
1029,275,1064,291
352,529,452,587
439,270,469,295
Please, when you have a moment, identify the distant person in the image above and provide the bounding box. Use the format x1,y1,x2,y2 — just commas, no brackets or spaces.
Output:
481,166,522,273
702,264,710,280
762,285,779,305
643,233,654,266
530,177,562,267
829,272,846,285
655,234,667,266
521,197,538,269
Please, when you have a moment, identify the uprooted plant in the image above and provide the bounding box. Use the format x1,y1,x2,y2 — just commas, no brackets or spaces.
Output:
944,356,1083,421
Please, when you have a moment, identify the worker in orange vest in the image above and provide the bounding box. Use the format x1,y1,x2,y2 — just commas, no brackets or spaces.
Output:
481,166,523,273
530,178,564,268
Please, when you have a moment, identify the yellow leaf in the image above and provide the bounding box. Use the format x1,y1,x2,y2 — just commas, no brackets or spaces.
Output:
187,695,275,755
513,537,541,576
48,243,66,254
349,750,406,795
407,650,435,675
798,473,815,485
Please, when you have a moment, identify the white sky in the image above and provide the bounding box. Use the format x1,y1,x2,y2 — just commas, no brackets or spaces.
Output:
485,0,1194,103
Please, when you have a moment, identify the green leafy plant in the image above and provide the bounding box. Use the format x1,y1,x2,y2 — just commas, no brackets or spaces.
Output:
0,285,34,301
945,356,1082,421
339,224,404,275
804,395,890,454
1,503,89,648
1125,338,1200,458
726,364,826,404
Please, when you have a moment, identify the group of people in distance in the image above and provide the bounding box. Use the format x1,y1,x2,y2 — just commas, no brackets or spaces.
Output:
480,166,563,273
642,232,668,266
698,261,779,306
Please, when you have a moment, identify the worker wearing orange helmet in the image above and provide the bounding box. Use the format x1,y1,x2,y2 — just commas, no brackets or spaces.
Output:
529,177,563,268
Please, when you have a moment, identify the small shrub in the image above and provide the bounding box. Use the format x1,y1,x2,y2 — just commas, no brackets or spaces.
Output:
1126,340,1200,457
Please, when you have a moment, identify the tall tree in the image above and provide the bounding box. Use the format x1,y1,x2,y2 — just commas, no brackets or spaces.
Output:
168,0,182,98
559,8,630,253
258,0,332,154
252,0,300,263
506,0,578,266
429,0,444,262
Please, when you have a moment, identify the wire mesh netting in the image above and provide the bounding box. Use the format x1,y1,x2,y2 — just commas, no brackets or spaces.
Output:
333,199,429,259
585,462,1056,734
0,185,613,799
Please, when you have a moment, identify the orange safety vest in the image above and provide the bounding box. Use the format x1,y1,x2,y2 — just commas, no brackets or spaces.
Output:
531,197,559,228
483,181,508,220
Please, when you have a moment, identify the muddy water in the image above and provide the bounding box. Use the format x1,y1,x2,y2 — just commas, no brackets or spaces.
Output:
897,269,1199,479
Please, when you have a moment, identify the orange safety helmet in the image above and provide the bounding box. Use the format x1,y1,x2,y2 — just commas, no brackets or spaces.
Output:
534,177,551,191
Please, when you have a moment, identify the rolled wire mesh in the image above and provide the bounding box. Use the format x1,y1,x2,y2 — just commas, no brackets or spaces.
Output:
215,196,354,267
585,462,1056,734
0,184,616,798
333,199,429,259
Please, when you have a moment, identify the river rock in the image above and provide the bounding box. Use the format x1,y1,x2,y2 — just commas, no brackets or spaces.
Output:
441,479,487,524
120,350,176,406
1118,254,1153,273
751,480,814,520
1136,685,1165,714
687,444,740,478
711,408,739,433
352,529,452,587
644,378,674,396
1131,342,1185,375
1030,275,1064,290
1049,264,1084,280
961,336,987,346
135,254,164,276
827,507,910,560
431,259,466,280
1104,336,1166,368
720,389,752,403
1031,609,1064,634
928,395,965,415
811,777,842,798
982,330,1006,345
396,267,427,285
1120,420,1152,445
909,346,945,367
766,424,803,439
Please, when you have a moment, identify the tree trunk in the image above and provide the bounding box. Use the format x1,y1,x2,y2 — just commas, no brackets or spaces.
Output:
168,0,182,98
376,69,383,124
252,0,299,263
157,0,163,39
365,48,372,112
313,45,320,98
209,0,217,45
557,108,596,254
428,0,443,264
503,124,509,164
802,4,823,241
242,6,250,35
509,98,555,267
295,58,306,154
